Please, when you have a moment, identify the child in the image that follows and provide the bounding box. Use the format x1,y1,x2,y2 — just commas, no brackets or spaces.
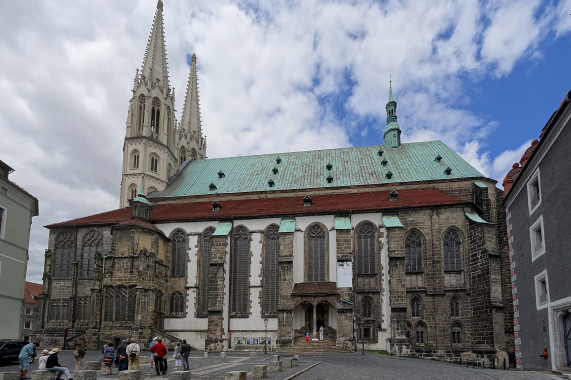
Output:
305,330,310,343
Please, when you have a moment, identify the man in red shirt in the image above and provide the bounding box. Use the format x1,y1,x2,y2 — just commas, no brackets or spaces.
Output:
149,337,168,375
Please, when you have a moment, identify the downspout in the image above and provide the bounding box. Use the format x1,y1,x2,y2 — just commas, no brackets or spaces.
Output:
227,220,233,350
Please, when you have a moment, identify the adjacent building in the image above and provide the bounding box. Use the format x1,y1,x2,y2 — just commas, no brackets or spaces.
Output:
22,281,43,342
38,0,514,365
503,89,571,371
0,160,39,339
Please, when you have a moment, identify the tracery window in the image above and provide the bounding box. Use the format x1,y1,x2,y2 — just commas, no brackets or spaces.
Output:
137,95,145,133
170,230,186,277
411,296,423,318
155,291,163,313
179,146,187,163
451,322,463,344
405,230,423,273
103,287,136,322
53,231,75,278
190,148,197,161
415,322,427,345
362,297,373,319
150,97,161,135
49,299,70,321
103,288,114,321
443,229,462,271
170,291,185,315
450,297,460,318
306,224,327,281
80,230,103,279
76,297,90,321
356,222,376,274
198,228,214,316
263,225,279,315
231,227,250,316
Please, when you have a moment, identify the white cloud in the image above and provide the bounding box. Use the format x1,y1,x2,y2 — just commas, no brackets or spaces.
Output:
1,0,569,283
491,139,534,181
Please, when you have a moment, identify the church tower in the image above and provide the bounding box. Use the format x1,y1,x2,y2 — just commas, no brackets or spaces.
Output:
384,81,401,148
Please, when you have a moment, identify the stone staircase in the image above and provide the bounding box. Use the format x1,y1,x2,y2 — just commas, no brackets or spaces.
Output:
278,335,352,354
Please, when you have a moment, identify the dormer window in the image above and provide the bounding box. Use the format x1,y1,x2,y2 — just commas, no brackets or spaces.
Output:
209,183,217,191
272,167,278,175
381,159,388,166
385,171,393,179
276,157,282,164
218,171,225,178
303,195,312,206
326,175,333,183
377,149,383,156
268,180,275,187
444,167,452,175
435,155,442,162
212,201,221,211
326,163,333,170
389,190,398,201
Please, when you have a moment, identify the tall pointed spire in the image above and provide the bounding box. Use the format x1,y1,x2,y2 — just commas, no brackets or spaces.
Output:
384,80,401,148
178,53,206,160
141,0,170,90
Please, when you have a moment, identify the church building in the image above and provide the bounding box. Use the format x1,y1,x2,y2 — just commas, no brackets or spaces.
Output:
37,1,514,364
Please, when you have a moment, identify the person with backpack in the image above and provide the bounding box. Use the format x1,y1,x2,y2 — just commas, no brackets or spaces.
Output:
125,338,140,370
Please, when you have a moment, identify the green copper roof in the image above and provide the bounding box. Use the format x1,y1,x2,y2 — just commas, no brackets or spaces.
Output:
334,217,352,230
382,215,404,228
150,141,484,199
213,221,232,236
465,211,489,224
278,217,296,233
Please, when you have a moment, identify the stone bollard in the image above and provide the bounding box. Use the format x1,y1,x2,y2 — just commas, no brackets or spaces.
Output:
73,370,97,380
291,357,298,366
282,358,293,368
204,352,210,358
220,351,227,358
0,372,21,380
224,371,247,380
118,370,141,380
168,371,192,380
268,361,282,373
272,354,280,362
82,361,101,370
31,370,58,380
251,365,267,379
294,354,299,362
249,352,257,359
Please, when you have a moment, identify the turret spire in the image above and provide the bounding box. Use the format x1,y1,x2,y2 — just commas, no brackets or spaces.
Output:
178,53,206,160
384,80,401,148
140,0,170,90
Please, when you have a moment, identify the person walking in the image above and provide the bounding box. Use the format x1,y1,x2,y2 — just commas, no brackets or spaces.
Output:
125,338,140,370
103,342,114,375
150,337,167,376
148,337,158,369
319,325,324,341
180,339,191,371
173,342,182,370
115,340,128,372
18,341,38,379
46,348,73,380
73,341,86,371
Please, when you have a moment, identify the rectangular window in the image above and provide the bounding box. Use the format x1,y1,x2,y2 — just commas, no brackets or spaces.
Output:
527,169,541,214
534,270,550,309
24,321,32,329
25,307,32,315
530,216,545,261
0,206,5,239
363,327,371,338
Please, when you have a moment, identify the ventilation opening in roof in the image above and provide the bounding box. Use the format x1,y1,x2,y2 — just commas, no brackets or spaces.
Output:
378,149,383,156
326,163,333,170
209,183,217,191
303,195,312,206
389,190,398,201
212,200,221,211
276,157,282,164
381,159,388,166
385,171,393,179
272,167,278,174
444,167,452,175
326,175,333,183
268,179,275,187
435,154,442,162
218,171,225,178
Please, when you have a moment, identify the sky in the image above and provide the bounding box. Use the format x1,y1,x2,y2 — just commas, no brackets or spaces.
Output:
1,0,570,284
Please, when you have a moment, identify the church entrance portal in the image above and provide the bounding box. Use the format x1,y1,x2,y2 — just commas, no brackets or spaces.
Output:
296,301,335,338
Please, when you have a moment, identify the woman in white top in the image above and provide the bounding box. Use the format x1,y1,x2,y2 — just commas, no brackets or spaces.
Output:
38,350,50,370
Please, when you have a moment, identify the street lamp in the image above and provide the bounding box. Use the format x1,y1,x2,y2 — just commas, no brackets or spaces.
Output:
264,318,269,355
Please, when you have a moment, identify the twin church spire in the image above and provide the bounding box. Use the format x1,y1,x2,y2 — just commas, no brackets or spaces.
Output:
120,0,205,208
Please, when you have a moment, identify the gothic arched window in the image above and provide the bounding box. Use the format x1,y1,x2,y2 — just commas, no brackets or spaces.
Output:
171,230,186,277
231,227,250,316
103,288,114,322
53,231,75,278
405,230,423,273
155,291,163,313
150,97,161,135
451,321,463,344
415,321,427,345
362,297,373,319
170,291,185,315
306,224,327,281
80,230,103,279
137,95,145,133
179,146,187,163
190,148,197,161
356,222,376,274
128,184,137,200
198,227,214,316
130,150,140,169
263,225,279,315
150,156,159,173
411,296,423,318
450,297,460,318
443,229,462,271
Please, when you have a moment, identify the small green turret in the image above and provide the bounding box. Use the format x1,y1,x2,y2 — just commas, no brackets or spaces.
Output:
384,81,401,148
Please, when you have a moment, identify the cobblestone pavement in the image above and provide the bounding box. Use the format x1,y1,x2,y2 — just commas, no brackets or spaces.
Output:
1,350,566,380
